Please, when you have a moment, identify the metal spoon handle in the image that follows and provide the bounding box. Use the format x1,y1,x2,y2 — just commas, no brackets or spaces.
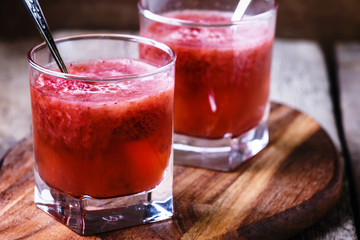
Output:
232,0,252,21
23,0,68,73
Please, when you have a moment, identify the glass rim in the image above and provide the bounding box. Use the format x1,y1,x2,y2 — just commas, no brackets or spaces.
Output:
138,1,278,27
27,33,177,82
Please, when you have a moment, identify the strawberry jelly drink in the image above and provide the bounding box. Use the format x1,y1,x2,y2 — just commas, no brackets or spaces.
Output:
28,34,175,235
139,0,277,171
31,60,172,198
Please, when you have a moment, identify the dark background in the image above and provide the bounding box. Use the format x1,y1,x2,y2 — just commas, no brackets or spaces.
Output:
2,0,360,44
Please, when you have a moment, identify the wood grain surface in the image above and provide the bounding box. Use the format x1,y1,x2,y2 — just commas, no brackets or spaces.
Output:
337,42,360,222
0,103,342,240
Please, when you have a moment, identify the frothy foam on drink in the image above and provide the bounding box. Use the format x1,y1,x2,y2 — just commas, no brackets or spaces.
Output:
34,59,172,102
150,10,271,49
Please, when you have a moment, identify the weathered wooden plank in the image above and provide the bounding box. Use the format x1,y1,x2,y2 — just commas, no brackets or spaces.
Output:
0,39,36,159
271,39,340,148
270,39,357,239
337,42,360,159
337,42,360,226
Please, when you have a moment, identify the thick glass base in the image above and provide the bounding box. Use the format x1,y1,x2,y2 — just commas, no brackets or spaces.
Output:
174,121,269,171
34,157,173,235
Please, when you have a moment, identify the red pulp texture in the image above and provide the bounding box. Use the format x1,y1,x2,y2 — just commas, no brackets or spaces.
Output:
30,59,173,198
141,10,275,139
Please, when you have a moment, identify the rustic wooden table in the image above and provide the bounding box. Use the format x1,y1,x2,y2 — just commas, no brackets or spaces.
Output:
0,34,358,239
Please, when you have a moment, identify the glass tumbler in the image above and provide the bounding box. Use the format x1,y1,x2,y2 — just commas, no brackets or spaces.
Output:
139,0,277,171
28,34,175,235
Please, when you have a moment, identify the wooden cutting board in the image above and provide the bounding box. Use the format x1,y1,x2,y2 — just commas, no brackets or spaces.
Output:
0,103,342,240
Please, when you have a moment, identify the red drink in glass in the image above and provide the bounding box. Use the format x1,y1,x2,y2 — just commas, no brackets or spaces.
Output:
29,34,175,234
142,10,273,138
139,0,277,170
31,59,173,198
